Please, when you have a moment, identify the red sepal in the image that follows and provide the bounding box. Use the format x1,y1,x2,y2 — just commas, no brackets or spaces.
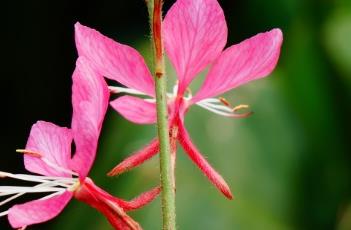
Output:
108,139,159,176
177,119,233,199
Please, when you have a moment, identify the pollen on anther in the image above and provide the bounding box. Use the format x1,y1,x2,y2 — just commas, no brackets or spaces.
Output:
219,97,231,107
16,149,42,158
232,104,249,112
0,173,7,178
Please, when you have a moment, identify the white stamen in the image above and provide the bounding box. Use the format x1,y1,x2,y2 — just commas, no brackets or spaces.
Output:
108,86,146,96
0,192,24,206
0,186,65,195
0,210,9,217
0,166,78,216
0,149,81,218
0,179,77,207
199,101,233,113
196,98,251,118
197,102,235,117
143,98,156,103
0,182,55,206
20,174,76,181
0,172,75,187
0,184,73,217
108,83,251,118
198,98,221,103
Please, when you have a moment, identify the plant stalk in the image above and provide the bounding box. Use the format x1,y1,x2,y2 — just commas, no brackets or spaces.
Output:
146,0,176,229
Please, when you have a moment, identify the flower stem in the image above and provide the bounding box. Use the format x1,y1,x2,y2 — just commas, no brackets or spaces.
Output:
147,0,176,229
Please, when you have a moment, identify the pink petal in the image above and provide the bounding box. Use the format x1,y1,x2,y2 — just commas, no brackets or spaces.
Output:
8,191,72,228
193,29,283,102
108,138,159,176
177,121,233,199
110,96,157,125
163,0,227,95
24,121,72,177
70,57,109,178
75,22,155,97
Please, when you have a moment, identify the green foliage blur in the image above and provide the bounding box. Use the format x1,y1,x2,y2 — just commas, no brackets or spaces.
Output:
3,0,351,229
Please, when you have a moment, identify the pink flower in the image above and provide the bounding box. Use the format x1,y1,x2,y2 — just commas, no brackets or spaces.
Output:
0,57,160,229
75,0,283,199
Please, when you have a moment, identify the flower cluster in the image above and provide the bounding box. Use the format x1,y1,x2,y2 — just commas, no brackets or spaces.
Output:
0,0,282,229
75,0,282,199
0,57,160,229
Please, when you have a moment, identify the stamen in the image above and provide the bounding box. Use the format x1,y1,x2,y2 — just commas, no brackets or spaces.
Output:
196,98,253,118
197,102,236,117
0,192,24,206
232,104,249,112
144,98,156,103
0,210,9,217
0,184,50,205
200,101,233,113
16,149,42,158
0,177,78,207
0,186,65,195
0,172,75,188
108,86,146,96
219,97,231,107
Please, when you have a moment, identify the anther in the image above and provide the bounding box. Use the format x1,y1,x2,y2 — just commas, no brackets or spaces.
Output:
219,97,231,107
232,104,249,112
16,149,42,158
0,172,7,178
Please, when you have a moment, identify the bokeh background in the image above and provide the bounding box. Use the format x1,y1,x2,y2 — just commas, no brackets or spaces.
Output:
2,0,351,229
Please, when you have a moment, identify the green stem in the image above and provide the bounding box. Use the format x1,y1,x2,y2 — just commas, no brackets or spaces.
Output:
146,0,176,229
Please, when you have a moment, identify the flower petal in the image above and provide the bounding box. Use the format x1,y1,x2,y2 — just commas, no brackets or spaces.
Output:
177,121,233,199
110,96,157,124
75,22,155,96
164,0,227,95
70,57,109,178
193,29,283,102
8,191,72,228
24,121,72,177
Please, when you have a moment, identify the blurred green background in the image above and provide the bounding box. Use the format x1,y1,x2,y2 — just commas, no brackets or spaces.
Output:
2,0,351,229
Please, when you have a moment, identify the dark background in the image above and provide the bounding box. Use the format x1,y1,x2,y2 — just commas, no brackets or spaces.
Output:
2,0,351,229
